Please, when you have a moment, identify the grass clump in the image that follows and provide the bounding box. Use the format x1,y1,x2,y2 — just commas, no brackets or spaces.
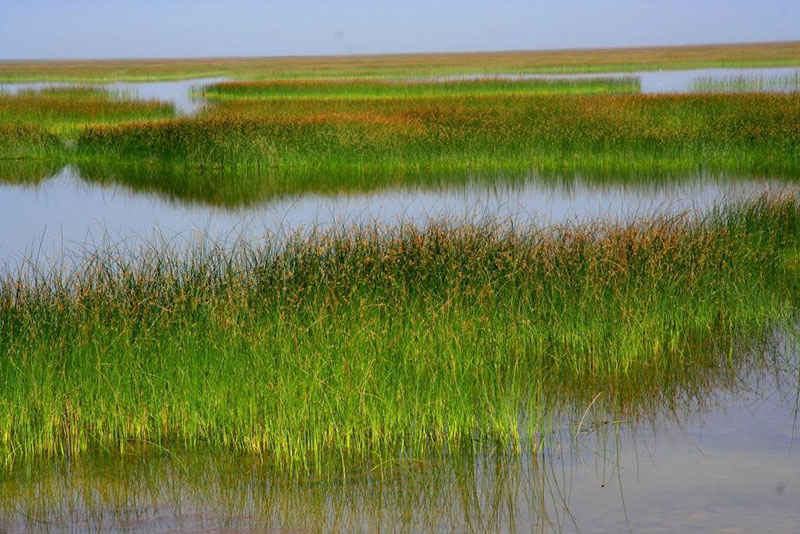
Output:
0,87,175,137
1,195,798,475
0,123,63,161
4,82,799,203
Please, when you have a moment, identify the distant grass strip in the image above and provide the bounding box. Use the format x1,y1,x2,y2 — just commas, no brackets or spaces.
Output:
202,77,640,100
2,41,800,82
1,195,799,473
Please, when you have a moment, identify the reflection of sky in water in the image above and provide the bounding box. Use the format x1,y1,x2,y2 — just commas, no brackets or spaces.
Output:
2,166,796,272
1,328,798,533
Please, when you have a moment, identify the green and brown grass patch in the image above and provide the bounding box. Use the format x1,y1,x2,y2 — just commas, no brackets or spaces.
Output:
1,195,798,474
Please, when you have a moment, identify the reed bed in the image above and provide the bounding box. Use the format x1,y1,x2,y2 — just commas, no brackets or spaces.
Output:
202,77,640,100
1,195,798,474
2,41,799,82
72,92,800,200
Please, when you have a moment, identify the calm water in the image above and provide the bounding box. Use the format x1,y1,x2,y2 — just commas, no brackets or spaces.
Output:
2,165,796,273
1,327,797,533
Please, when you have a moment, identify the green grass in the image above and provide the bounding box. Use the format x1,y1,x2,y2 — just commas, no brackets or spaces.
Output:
0,86,175,137
68,92,800,204
0,124,63,161
2,332,793,534
1,195,798,475
202,77,640,100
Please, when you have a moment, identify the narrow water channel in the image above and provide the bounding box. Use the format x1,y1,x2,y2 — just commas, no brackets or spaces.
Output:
2,165,796,273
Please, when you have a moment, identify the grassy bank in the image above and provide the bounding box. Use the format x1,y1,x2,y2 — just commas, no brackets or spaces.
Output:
2,41,799,82
1,195,798,473
0,87,175,165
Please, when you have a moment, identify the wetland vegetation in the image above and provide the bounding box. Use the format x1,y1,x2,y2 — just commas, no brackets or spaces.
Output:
2,42,800,531
2,77,799,204
2,195,799,474
2,326,797,533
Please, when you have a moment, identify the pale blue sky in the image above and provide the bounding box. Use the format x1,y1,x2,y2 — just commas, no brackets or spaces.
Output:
1,1,798,60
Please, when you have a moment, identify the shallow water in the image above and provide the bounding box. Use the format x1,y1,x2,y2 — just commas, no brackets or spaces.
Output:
1,327,797,533
1,165,795,272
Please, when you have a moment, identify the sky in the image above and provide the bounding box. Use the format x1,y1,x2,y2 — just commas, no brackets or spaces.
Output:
1,0,798,60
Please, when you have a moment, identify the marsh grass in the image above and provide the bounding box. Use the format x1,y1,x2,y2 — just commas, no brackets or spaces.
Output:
1,195,798,475
72,92,800,198
0,123,63,161
3,333,796,533
4,82,799,201
0,86,175,138
202,77,641,100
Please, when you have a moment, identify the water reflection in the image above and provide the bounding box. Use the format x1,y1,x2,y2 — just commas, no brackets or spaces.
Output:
1,165,796,272
1,326,797,533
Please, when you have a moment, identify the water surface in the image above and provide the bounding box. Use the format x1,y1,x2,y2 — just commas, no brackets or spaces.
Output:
2,166,795,272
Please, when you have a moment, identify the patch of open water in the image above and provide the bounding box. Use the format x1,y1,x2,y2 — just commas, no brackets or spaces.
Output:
1,166,796,273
